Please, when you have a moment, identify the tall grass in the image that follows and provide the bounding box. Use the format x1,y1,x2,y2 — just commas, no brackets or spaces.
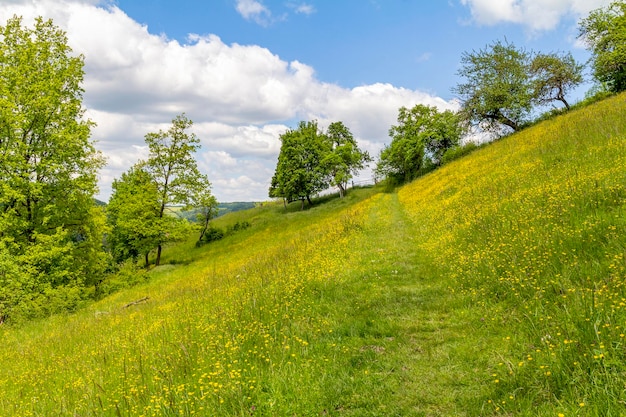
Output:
399,92,626,414
0,94,624,416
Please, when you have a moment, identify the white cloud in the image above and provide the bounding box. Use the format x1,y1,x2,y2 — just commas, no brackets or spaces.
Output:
460,0,612,32
0,0,456,202
287,2,316,15
235,0,272,26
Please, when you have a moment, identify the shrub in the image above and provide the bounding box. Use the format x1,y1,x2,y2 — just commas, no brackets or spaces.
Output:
440,142,479,165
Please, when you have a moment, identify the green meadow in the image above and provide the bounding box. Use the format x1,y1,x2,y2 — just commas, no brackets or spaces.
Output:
1,93,625,416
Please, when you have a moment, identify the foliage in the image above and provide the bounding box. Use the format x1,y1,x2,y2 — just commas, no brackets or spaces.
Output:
440,140,480,165
270,120,370,207
195,226,225,246
269,121,326,208
196,220,251,247
107,166,163,266
0,16,107,322
128,114,213,266
530,51,584,110
270,120,330,207
579,0,626,92
323,121,371,198
453,40,534,132
190,188,219,242
94,259,148,299
376,104,464,182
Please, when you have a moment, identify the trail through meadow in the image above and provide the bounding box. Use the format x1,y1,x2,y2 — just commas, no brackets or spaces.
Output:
330,191,499,415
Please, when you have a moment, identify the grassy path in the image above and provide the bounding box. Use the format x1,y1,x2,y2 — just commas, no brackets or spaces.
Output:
319,192,499,416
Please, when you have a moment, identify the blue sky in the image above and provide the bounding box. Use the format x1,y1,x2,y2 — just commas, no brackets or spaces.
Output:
115,0,597,100
0,0,612,201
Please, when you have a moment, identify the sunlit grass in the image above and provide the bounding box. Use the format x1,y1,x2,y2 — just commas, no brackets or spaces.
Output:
399,92,626,414
0,94,625,416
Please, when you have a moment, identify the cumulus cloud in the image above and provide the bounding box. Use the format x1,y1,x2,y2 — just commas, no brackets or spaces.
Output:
0,0,456,201
460,0,612,32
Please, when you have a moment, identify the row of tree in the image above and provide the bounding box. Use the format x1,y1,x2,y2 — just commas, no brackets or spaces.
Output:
0,17,216,322
268,0,626,203
370,0,626,185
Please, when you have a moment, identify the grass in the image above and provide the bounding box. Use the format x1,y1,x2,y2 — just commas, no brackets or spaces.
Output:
0,93,625,416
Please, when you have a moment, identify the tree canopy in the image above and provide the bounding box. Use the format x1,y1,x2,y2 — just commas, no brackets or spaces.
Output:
530,52,584,110
0,16,107,321
579,0,626,92
270,121,328,208
453,40,585,133
106,166,163,266
323,122,371,198
108,114,213,266
453,40,533,133
376,104,464,182
270,120,369,207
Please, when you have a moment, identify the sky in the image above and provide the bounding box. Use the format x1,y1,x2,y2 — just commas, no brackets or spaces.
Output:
0,0,612,202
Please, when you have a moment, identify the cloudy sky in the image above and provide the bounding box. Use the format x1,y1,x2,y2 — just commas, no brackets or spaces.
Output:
0,0,612,202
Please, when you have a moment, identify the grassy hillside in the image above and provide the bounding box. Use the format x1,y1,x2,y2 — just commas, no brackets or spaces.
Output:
0,94,624,416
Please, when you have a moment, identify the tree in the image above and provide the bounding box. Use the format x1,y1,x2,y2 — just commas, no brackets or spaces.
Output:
192,188,219,242
453,40,533,133
530,52,584,110
322,122,371,198
376,104,464,182
270,121,329,209
0,16,107,320
107,166,162,266
420,108,465,165
579,0,626,92
142,114,212,266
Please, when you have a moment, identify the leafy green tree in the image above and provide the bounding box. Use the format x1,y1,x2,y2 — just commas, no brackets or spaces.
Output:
453,40,533,133
142,114,212,265
579,0,626,92
376,104,463,182
322,122,371,198
0,16,107,320
191,188,219,242
530,52,584,110
107,166,162,267
270,121,330,209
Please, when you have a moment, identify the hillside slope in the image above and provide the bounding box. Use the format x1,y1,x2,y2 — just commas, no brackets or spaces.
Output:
0,94,624,416
398,93,626,414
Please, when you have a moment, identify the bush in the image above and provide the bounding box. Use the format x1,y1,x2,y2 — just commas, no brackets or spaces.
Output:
95,259,148,299
196,226,225,247
228,221,251,233
440,142,479,165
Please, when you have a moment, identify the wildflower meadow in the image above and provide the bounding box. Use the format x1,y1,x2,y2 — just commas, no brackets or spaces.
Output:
0,93,624,416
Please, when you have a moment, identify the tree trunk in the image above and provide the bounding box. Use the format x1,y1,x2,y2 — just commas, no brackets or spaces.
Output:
338,183,346,198
156,244,162,266
198,217,209,242
144,251,150,268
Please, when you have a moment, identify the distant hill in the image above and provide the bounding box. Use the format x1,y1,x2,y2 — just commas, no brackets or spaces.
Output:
216,201,256,216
